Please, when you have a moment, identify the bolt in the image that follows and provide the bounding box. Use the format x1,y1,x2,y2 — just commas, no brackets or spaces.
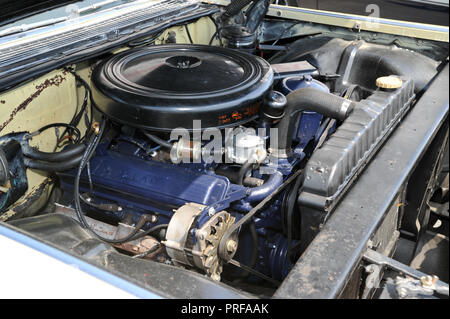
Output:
421,275,438,288
208,207,215,217
398,287,408,298
226,239,237,253
91,122,100,135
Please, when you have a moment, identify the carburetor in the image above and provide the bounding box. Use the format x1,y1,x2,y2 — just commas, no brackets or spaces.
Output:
225,128,267,164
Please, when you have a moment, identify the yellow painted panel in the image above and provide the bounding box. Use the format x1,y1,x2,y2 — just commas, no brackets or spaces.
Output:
0,66,92,210
205,0,449,42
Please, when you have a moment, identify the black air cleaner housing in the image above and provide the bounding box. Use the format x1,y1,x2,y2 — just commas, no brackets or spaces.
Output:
91,44,274,131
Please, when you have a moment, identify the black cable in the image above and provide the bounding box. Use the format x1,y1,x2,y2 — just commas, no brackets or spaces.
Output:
33,122,81,144
272,22,300,46
57,74,88,146
128,30,165,47
60,68,94,146
141,130,173,150
184,24,194,44
115,138,152,155
208,15,222,46
133,223,168,241
79,194,122,213
132,243,161,259
86,161,94,194
209,30,219,46
73,118,150,244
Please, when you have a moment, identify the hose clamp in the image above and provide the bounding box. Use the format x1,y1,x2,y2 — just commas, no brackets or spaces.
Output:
339,99,354,120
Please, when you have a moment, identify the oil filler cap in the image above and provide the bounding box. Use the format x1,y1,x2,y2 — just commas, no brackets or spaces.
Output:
376,76,403,89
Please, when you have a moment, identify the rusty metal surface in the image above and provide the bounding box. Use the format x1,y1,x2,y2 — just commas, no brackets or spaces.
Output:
53,203,163,260
0,177,53,222
0,73,67,133
0,67,90,215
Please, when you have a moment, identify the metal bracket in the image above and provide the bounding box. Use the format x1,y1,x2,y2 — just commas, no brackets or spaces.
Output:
363,249,449,296
197,186,248,227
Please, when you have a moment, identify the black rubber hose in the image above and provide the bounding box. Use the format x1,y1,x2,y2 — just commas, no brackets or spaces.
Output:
276,87,355,156
141,130,173,150
237,161,253,186
24,153,83,172
223,0,253,19
22,143,86,162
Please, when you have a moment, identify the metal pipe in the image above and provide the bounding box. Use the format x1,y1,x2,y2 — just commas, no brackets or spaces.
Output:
246,171,284,203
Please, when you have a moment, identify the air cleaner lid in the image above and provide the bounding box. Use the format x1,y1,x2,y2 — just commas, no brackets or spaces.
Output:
91,44,273,131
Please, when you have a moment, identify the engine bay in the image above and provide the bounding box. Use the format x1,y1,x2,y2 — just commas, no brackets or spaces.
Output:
0,0,448,298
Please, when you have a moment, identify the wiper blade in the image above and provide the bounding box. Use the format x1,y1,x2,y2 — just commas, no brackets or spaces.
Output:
0,17,67,37
78,0,136,14
0,0,137,38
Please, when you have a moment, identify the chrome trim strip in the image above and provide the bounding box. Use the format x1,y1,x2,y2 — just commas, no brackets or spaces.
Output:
269,4,448,33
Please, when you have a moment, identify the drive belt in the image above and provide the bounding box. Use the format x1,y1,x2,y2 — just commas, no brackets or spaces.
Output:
219,169,303,284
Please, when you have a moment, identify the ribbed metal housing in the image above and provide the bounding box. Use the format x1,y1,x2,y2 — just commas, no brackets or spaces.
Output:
298,78,415,211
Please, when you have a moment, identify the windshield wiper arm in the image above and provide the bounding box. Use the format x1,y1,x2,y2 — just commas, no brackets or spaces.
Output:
0,0,137,38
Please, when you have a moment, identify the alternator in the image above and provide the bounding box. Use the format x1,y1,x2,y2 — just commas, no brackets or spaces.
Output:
164,203,237,281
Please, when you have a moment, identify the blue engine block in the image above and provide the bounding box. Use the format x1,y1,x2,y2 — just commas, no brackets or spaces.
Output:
58,136,297,280
58,76,330,281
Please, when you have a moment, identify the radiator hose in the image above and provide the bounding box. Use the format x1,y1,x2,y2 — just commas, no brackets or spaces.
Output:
223,0,253,19
275,87,355,157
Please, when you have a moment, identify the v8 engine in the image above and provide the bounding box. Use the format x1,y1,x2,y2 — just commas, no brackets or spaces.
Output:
48,42,418,284
0,0,447,299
